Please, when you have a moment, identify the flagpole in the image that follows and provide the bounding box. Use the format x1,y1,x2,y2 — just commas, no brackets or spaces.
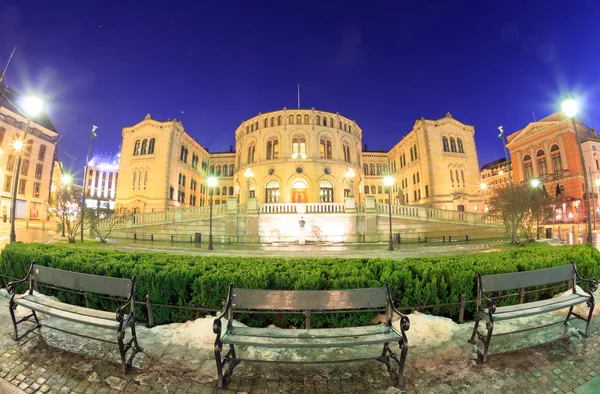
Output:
80,125,97,243
297,84,300,109
0,47,16,83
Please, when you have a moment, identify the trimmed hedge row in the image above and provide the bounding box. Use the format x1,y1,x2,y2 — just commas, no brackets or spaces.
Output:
1,243,599,328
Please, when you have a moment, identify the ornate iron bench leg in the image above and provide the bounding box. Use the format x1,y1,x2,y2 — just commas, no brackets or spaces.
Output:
9,302,19,341
564,306,574,325
117,330,127,374
214,342,225,388
468,314,480,344
585,299,595,337
397,335,409,386
480,322,494,363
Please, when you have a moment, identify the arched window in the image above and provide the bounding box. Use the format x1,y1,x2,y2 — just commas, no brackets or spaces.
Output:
349,125,352,133
265,180,280,203
383,164,388,174
184,148,189,163
182,175,186,187
323,117,327,126
209,165,214,175
133,172,137,187
255,121,258,130
413,144,418,159
363,163,368,174
292,136,306,158
455,170,459,184
537,149,547,177
461,169,465,183
364,185,369,194
329,118,333,127
169,186,174,200
246,126,249,134
264,118,268,128
271,117,275,127
450,138,457,153
551,144,562,173
320,138,332,159
316,115,320,125
376,164,382,175
229,164,234,176
277,116,282,125
273,139,279,159
296,114,302,124
216,165,221,176
250,124,254,133
457,138,464,153
215,187,220,196
178,173,182,185
140,139,148,155
450,170,453,183
369,163,375,175
289,115,294,124
229,186,234,195
320,180,333,202
148,138,155,154
410,147,414,161
523,154,533,180
377,185,383,194
442,137,449,152
343,142,351,162
133,140,140,156
144,171,148,187
371,185,376,194
266,140,272,160
247,144,255,163
343,124,347,131
304,114,309,124
222,186,227,195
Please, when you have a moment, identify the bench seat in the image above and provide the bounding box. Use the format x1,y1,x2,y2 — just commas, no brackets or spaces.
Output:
221,324,403,348
484,293,589,321
13,294,126,330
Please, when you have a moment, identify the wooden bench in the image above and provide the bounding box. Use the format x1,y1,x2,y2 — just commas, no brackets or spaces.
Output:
6,261,142,372
469,261,597,362
212,284,410,388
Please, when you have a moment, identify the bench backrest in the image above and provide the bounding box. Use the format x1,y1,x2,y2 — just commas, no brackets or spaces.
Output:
480,264,574,293
231,286,388,311
31,264,133,298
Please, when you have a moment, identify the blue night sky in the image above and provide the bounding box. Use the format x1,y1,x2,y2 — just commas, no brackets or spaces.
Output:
1,1,599,181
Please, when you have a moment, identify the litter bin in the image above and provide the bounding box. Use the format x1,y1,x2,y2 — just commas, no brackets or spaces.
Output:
545,228,552,239
194,232,202,243
394,233,401,244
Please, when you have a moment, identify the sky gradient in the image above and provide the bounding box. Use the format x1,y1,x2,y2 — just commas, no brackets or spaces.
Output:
1,1,599,181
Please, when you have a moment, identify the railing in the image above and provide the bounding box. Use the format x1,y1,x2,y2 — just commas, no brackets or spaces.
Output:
133,210,175,225
304,203,345,213
258,203,345,214
260,203,297,214
375,203,503,226
238,203,247,214
356,202,365,212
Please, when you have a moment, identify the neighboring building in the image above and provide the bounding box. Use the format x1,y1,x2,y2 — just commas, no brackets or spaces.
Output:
115,110,484,214
50,160,64,205
84,152,120,210
480,157,511,195
0,86,58,221
507,112,600,221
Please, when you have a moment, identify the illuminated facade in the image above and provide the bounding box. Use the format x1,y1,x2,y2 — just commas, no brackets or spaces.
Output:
480,158,511,194
0,88,58,221
84,152,120,210
115,110,483,213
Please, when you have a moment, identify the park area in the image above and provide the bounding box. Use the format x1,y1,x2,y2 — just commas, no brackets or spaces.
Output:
0,241,599,393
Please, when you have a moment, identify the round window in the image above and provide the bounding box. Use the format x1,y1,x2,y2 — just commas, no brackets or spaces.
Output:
324,168,331,175
296,167,303,174
268,168,275,175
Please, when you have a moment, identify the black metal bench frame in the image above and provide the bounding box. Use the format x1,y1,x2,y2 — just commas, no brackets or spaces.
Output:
6,261,142,373
213,284,410,388
469,261,597,362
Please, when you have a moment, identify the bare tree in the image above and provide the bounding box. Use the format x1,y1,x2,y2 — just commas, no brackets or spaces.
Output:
48,185,83,243
88,207,128,243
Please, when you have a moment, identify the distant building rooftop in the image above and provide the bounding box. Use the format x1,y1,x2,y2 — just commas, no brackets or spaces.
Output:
88,152,121,172
480,157,509,171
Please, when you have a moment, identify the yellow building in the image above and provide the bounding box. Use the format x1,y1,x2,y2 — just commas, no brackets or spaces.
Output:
115,109,483,215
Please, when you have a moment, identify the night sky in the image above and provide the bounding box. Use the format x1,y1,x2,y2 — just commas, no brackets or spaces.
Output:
1,1,599,181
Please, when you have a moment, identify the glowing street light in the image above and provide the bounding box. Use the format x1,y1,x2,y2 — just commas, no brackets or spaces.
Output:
480,182,488,191
60,173,73,237
61,174,73,185
562,95,592,243
531,179,541,188
384,176,394,251
207,176,217,250
10,95,44,243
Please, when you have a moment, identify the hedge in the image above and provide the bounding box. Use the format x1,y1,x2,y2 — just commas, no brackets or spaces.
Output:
1,243,599,328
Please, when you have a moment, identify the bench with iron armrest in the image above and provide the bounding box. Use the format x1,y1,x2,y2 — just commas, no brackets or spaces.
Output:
6,261,142,373
469,261,597,362
212,284,410,388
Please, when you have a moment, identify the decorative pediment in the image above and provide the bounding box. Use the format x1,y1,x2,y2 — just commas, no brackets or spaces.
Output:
508,121,557,145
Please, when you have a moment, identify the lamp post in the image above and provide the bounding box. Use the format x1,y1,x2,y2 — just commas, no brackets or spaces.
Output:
562,96,592,243
345,168,355,197
384,176,394,251
244,168,254,200
60,174,72,237
10,96,44,243
207,176,217,250
80,125,97,243
531,179,541,239
498,126,516,244
596,178,600,231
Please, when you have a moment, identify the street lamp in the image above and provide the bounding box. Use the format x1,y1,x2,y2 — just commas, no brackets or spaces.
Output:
80,125,98,243
498,126,516,244
10,96,44,243
60,174,72,237
345,168,355,197
530,179,542,239
562,96,592,243
384,176,394,251
530,179,541,188
244,168,254,200
596,178,600,231
207,176,217,250
480,182,488,191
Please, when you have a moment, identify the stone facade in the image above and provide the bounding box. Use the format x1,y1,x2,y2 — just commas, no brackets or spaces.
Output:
115,110,484,215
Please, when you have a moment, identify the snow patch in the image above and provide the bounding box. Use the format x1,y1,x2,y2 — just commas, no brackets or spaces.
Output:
395,311,460,346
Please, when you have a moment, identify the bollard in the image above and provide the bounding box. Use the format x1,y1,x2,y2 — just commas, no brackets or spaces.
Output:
449,235,452,242
84,293,90,308
458,293,466,324
150,234,154,241
418,236,421,243
134,233,137,240
519,288,526,304
443,236,445,243
466,235,469,242
146,294,155,328
424,236,428,243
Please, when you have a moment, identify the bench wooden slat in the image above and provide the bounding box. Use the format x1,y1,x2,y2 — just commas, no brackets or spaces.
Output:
485,294,588,321
14,298,122,330
231,287,388,311
221,327,402,348
15,294,121,321
490,293,586,315
32,265,132,298
227,324,394,339
480,265,574,293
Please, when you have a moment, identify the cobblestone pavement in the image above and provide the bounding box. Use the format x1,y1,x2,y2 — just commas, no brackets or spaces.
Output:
1,317,600,394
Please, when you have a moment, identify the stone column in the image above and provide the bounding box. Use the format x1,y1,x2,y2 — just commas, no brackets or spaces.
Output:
364,196,378,242
244,196,259,243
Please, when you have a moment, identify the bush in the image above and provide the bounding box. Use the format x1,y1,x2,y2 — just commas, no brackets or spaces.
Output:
1,243,599,327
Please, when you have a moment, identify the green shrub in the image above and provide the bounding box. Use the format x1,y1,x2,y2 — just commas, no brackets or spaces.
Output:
1,243,598,327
